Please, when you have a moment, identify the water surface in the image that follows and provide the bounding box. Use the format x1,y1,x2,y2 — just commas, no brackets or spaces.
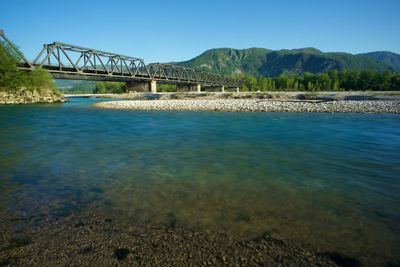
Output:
0,97,399,265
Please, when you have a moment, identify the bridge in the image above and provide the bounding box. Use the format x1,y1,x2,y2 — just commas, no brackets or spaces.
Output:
0,30,241,93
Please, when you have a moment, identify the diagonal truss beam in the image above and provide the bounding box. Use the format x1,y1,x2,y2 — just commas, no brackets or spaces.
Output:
0,30,32,67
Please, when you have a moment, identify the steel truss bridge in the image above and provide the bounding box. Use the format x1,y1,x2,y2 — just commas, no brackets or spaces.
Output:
0,30,241,91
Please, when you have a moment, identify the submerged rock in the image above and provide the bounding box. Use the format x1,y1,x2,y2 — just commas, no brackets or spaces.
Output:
113,248,130,261
0,212,343,266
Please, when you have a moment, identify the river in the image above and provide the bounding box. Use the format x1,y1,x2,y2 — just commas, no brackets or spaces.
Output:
0,97,399,266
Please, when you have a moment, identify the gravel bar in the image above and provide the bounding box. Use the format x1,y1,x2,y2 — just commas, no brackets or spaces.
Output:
94,99,400,114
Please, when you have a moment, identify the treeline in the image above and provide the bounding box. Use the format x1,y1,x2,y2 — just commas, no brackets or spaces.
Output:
93,82,125,94
237,70,400,92
0,42,60,94
82,70,400,94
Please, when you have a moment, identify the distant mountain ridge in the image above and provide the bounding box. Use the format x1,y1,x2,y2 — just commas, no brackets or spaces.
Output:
175,47,400,76
359,51,400,72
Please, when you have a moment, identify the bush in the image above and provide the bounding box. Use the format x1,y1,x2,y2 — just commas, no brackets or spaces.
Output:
30,68,59,93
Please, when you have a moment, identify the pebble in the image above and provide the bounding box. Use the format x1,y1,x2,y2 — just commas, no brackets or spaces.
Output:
94,99,400,114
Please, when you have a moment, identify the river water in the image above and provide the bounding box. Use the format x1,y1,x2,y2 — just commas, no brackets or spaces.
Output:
0,97,399,265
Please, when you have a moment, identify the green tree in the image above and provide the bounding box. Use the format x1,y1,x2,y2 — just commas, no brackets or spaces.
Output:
371,71,391,91
339,71,359,90
318,73,331,90
390,74,400,90
358,71,375,90
246,75,257,91
0,43,25,90
1,43,59,94
30,68,59,93
94,82,125,93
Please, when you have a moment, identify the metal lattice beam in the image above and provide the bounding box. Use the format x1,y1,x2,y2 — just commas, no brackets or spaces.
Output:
0,30,32,68
32,42,152,80
147,63,239,87
1,30,241,87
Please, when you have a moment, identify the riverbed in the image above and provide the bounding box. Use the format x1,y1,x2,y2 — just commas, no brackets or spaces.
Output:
0,97,399,266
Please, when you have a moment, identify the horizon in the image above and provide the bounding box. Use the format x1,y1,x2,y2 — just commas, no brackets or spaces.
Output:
0,0,399,63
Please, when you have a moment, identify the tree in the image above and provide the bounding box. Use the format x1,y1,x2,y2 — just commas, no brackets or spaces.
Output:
1,42,60,94
340,71,359,90
258,77,275,91
0,43,25,90
318,73,331,90
390,74,400,90
358,71,375,90
246,75,257,91
94,82,125,94
371,71,391,91
30,68,58,92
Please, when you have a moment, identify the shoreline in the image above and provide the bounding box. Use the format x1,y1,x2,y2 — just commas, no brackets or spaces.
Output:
94,99,400,114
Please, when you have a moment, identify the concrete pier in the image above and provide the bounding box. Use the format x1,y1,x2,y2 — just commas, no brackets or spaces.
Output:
196,84,201,92
151,80,157,93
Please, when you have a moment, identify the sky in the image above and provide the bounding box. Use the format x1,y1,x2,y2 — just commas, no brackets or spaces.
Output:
0,0,399,63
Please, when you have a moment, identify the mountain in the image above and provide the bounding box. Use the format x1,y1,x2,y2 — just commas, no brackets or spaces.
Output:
175,48,399,76
175,48,271,75
358,51,400,72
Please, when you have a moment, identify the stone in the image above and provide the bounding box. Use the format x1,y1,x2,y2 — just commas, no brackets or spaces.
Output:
0,88,65,104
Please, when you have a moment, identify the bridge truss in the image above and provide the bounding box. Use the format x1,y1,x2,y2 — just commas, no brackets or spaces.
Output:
0,30,240,88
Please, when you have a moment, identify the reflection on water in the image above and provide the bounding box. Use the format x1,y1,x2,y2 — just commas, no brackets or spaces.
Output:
0,97,399,265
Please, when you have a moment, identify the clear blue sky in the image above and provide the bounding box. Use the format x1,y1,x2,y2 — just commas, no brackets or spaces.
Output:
1,0,399,63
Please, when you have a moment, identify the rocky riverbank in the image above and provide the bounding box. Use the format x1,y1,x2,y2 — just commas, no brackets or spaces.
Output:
0,88,65,104
94,99,400,114
0,211,345,267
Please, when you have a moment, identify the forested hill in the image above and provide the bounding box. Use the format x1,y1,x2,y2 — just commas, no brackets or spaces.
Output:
175,48,400,76
359,51,400,72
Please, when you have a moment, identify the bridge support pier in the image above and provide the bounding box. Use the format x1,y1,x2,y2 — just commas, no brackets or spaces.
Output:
196,83,201,92
151,80,157,93
125,80,157,93
176,83,201,92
